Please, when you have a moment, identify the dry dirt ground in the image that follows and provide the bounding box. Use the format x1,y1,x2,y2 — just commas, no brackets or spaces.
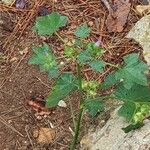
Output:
0,0,142,149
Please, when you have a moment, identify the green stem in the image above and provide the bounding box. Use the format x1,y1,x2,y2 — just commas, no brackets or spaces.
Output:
70,108,84,150
77,64,84,103
70,63,84,150
105,62,119,69
69,99,76,130
100,95,115,100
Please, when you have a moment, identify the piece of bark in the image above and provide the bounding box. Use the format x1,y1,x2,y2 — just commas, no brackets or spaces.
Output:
105,0,131,33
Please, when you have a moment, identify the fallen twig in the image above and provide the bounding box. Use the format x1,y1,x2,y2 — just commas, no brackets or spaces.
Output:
101,0,113,15
0,116,24,137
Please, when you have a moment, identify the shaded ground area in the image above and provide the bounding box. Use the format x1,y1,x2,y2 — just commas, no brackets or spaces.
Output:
0,0,142,149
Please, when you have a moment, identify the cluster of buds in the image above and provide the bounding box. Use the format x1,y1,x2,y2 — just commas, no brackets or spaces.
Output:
133,104,150,124
82,80,99,97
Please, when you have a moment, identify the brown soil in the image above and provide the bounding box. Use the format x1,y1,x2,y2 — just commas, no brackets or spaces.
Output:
0,0,141,150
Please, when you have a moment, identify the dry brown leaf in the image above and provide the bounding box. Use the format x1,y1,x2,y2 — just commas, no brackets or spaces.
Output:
136,5,150,15
33,127,56,144
105,0,131,33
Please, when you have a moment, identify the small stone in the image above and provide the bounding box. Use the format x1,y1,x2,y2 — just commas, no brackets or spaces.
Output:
29,90,32,93
60,61,65,66
8,120,12,123
58,100,67,108
100,120,105,123
88,21,94,27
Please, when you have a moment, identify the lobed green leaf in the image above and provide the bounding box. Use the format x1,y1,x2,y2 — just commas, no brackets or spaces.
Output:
77,50,93,64
33,12,68,36
77,42,105,64
115,53,148,89
75,23,90,38
89,60,106,72
64,46,76,58
102,53,148,89
102,72,119,89
28,43,59,79
113,84,150,103
83,98,104,117
123,53,139,66
46,73,77,108
118,102,136,121
86,42,104,57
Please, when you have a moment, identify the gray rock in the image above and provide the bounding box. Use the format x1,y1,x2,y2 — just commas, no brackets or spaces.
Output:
127,14,150,67
80,108,150,150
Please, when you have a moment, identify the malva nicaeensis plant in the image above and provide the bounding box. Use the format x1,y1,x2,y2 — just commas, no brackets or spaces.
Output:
29,12,150,149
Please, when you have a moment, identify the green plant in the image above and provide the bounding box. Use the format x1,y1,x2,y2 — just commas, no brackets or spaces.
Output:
29,12,150,149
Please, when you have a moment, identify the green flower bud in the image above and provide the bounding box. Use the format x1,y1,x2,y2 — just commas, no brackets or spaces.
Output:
133,112,144,123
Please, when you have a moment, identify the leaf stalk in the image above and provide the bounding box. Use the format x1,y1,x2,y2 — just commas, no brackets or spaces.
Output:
106,62,119,68
70,63,84,150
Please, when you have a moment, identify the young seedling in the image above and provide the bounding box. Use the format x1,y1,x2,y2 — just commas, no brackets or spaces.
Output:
29,12,150,149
